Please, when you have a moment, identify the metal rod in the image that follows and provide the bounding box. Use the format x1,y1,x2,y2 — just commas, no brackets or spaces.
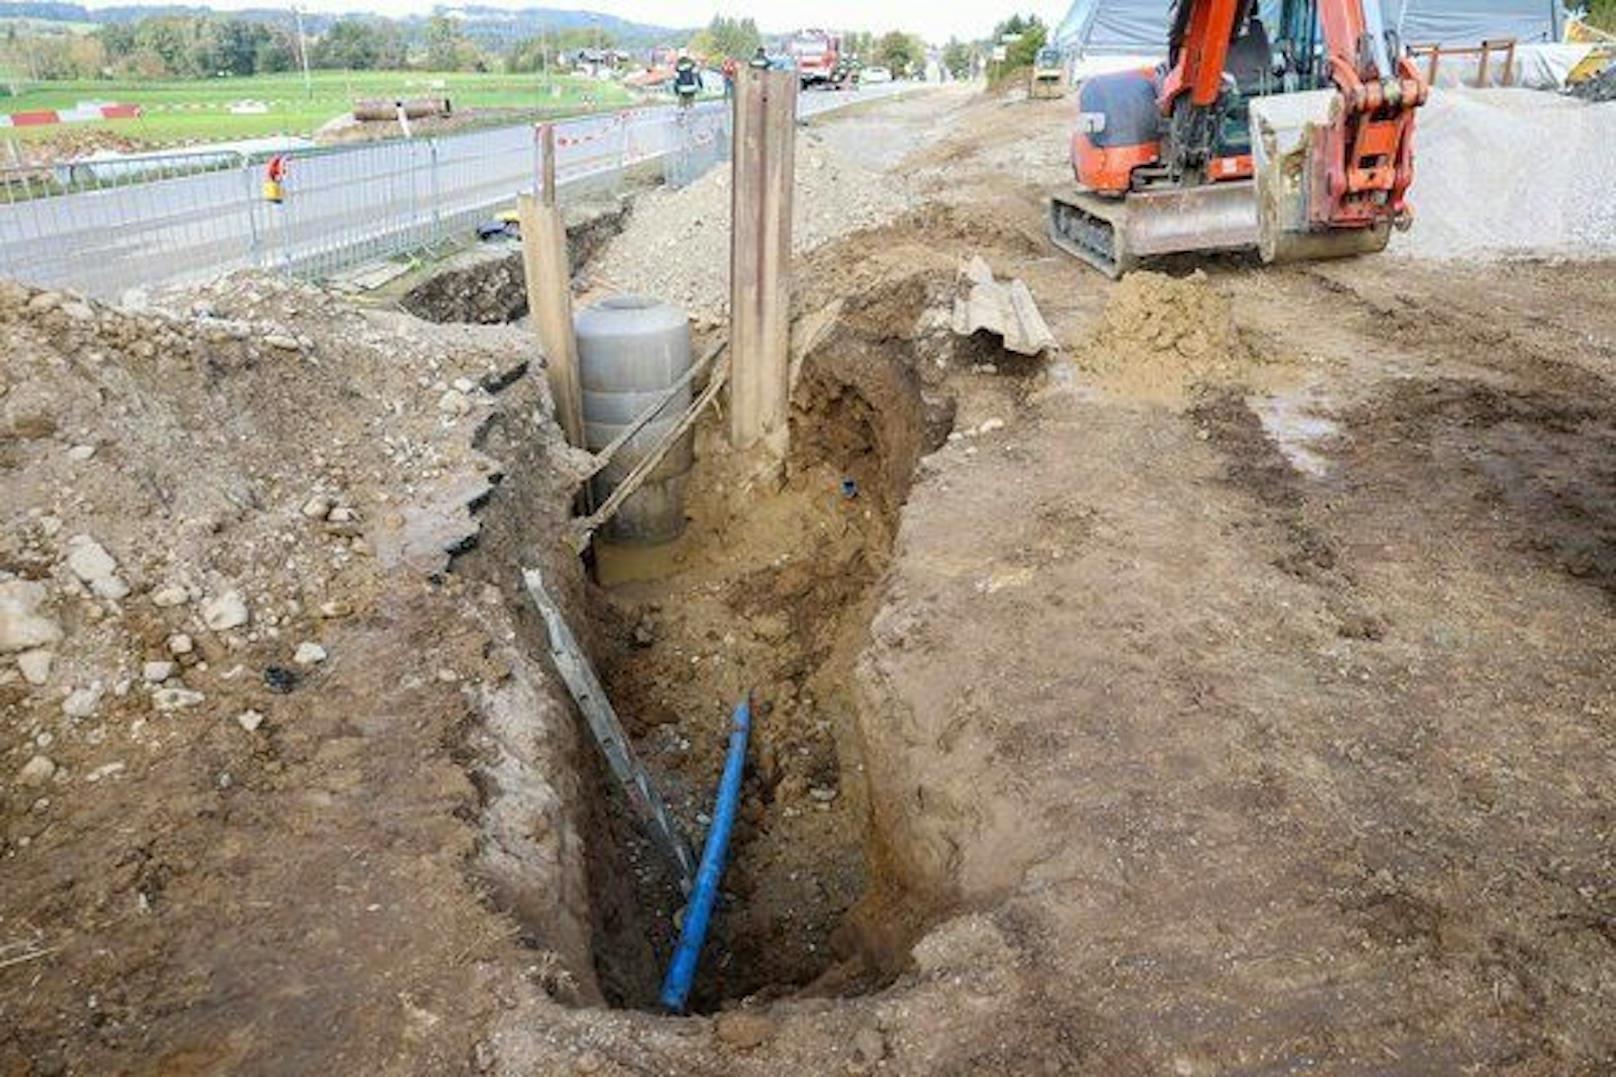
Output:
521,567,697,892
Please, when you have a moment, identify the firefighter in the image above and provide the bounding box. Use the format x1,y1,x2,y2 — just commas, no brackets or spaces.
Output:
673,53,700,109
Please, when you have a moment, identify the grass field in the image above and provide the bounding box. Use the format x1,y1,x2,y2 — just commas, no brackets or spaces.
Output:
0,70,635,146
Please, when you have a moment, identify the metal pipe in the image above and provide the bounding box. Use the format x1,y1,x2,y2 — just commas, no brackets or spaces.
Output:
659,693,752,1013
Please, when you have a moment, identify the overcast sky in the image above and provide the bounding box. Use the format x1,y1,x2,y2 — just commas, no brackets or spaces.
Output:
83,1,1075,44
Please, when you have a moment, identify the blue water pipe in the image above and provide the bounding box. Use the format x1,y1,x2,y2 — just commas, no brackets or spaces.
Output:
658,692,752,1013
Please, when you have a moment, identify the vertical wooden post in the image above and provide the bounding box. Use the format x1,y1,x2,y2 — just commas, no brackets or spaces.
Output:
521,122,585,449
728,65,797,455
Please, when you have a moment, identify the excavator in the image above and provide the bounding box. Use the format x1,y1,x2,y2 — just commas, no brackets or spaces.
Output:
1048,0,1428,276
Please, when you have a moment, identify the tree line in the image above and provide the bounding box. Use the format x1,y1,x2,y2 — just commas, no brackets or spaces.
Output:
0,11,969,83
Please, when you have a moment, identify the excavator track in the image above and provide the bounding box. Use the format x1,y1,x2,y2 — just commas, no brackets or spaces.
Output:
1049,183,1260,278
1048,191,1136,278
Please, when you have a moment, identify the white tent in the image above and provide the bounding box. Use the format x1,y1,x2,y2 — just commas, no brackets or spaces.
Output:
1054,0,1568,54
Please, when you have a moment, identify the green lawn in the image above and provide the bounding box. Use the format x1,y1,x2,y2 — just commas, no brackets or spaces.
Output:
0,70,635,146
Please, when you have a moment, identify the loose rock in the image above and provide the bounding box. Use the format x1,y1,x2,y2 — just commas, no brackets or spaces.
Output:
65,534,119,584
142,660,176,683
19,755,56,787
713,1011,776,1050
152,687,206,711
293,641,327,665
438,389,471,418
301,494,336,520
17,648,54,686
852,1026,887,1065
150,585,189,608
0,580,63,654
201,590,250,631
62,685,102,719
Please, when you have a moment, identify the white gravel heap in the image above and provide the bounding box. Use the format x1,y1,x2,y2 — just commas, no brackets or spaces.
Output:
592,130,914,319
1394,88,1616,261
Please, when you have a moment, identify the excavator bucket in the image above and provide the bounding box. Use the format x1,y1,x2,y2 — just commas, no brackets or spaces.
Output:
1250,90,1391,264
1047,183,1258,278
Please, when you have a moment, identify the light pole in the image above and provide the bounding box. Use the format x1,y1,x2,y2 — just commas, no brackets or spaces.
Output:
292,6,312,101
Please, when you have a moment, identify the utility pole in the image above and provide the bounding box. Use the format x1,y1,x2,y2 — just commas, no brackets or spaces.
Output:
292,6,312,101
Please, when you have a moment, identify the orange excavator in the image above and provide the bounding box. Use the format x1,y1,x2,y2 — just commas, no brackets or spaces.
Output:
1048,0,1428,276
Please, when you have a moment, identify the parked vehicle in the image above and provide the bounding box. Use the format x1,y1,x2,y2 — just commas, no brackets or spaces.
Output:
862,65,893,84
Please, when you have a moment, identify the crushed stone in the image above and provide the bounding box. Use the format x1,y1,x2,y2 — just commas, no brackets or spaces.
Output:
1394,88,1616,260
590,130,915,321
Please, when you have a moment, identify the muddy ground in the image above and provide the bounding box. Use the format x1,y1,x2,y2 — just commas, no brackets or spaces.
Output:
3,86,1614,1074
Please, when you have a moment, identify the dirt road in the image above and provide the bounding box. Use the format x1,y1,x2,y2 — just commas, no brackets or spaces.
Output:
4,85,1613,1074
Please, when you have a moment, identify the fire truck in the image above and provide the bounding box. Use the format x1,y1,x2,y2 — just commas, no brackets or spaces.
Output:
786,29,856,89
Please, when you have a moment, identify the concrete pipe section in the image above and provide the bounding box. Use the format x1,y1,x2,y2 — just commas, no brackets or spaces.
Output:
575,295,696,545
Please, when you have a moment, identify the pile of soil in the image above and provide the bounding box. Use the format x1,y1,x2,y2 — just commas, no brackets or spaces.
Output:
1073,269,1281,408
0,273,603,1071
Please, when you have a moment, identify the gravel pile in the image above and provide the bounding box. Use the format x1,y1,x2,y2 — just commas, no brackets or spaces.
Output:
591,130,915,320
1393,88,1616,260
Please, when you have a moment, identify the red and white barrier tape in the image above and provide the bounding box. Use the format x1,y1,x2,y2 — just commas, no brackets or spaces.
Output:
0,103,141,129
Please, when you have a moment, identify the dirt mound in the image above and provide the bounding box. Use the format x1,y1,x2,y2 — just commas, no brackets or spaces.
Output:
0,273,599,1071
1074,270,1277,407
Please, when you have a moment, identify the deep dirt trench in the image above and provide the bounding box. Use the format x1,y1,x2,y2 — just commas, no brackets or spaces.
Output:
450,268,960,1013
578,283,955,1011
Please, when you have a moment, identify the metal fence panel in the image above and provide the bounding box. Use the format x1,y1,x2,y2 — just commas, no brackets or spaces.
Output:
0,83,912,299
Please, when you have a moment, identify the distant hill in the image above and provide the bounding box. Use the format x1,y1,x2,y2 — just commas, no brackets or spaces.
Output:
0,3,684,45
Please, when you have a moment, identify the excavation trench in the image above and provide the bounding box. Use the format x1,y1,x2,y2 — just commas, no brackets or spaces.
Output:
454,276,957,1012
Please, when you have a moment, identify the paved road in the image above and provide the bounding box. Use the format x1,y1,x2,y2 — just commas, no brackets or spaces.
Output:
0,82,919,299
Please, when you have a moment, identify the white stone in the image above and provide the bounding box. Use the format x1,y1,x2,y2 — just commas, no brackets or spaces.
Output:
437,389,471,417
236,709,264,733
62,684,102,719
91,576,131,601
67,444,97,461
19,755,56,786
293,641,327,666
168,633,195,655
452,377,476,393
16,649,53,686
301,494,335,520
200,590,250,631
65,535,119,582
142,660,176,683
150,585,189,608
0,579,63,654
85,761,125,783
977,417,1006,435
152,687,205,711
264,333,300,351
